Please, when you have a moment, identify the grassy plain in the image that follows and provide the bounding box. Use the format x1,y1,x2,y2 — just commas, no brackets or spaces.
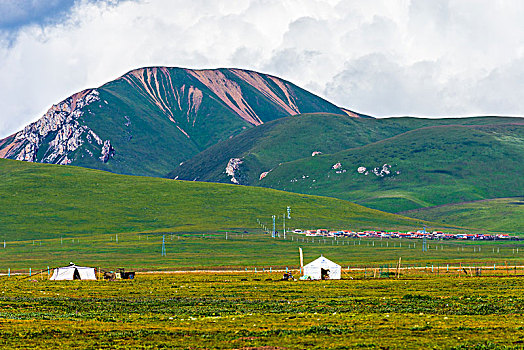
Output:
2,273,524,348
2,230,524,272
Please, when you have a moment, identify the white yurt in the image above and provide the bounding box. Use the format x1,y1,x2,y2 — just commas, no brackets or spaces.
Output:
303,255,341,280
50,263,97,280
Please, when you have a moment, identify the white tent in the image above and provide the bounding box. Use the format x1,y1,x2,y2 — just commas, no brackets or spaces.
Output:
50,263,97,280
303,255,341,280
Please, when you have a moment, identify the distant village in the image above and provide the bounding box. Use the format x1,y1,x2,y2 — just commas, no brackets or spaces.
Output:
292,229,518,241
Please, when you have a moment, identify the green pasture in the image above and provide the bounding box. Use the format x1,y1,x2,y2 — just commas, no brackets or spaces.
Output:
260,123,524,214
2,231,524,272
0,158,427,243
2,273,524,348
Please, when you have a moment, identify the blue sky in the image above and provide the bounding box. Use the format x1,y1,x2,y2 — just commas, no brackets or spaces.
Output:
0,0,523,137
0,0,77,32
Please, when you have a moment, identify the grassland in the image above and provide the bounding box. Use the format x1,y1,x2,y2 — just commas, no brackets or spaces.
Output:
168,115,524,231
3,273,524,348
169,115,522,185
400,197,524,233
0,158,427,243
2,229,524,272
3,158,524,271
260,123,524,214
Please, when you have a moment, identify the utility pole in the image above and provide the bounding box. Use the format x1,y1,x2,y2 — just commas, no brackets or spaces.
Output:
283,213,286,239
272,215,276,238
422,226,427,252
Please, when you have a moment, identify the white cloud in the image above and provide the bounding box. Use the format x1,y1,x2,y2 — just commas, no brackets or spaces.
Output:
0,0,523,137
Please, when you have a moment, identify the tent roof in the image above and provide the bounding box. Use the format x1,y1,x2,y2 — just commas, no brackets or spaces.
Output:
304,255,340,268
56,263,93,270
50,264,96,280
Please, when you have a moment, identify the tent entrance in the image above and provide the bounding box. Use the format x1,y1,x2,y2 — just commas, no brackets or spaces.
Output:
73,268,81,280
321,268,330,280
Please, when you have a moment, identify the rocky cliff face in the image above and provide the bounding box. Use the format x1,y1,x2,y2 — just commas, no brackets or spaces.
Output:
1,89,113,165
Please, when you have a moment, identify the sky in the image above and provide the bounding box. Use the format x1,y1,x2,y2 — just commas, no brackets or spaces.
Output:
0,0,523,138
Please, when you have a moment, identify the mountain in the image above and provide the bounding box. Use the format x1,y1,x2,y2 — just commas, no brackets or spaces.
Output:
0,67,350,176
0,158,428,241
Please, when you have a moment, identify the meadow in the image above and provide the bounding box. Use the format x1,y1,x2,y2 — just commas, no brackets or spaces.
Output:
260,123,524,213
0,158,426,242
2,272,524,349
2,230,524,273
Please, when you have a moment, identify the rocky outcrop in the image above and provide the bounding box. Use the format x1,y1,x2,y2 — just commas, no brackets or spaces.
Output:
259,171,270,181
357,164,400,177
1,89,114,165
99,140,115,163
225,158,245,184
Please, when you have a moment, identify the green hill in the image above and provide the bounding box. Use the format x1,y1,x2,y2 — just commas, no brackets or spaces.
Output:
0,158,428,241
257,122,524,213
169,115,521,184
0,67,347,177
168,116,523,218
399,197,524,234
168,113,411,183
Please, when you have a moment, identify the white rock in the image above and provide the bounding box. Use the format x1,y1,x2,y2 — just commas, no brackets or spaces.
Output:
6,89,111,164
225,158,244,184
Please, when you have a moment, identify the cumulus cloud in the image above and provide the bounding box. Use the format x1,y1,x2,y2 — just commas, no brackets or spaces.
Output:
0,0,523,137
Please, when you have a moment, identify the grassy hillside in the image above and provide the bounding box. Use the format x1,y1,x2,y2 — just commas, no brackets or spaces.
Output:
259,123,524,213
168,113,405,182
400,197,524,233
0,158,428,241
169,115,522,184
